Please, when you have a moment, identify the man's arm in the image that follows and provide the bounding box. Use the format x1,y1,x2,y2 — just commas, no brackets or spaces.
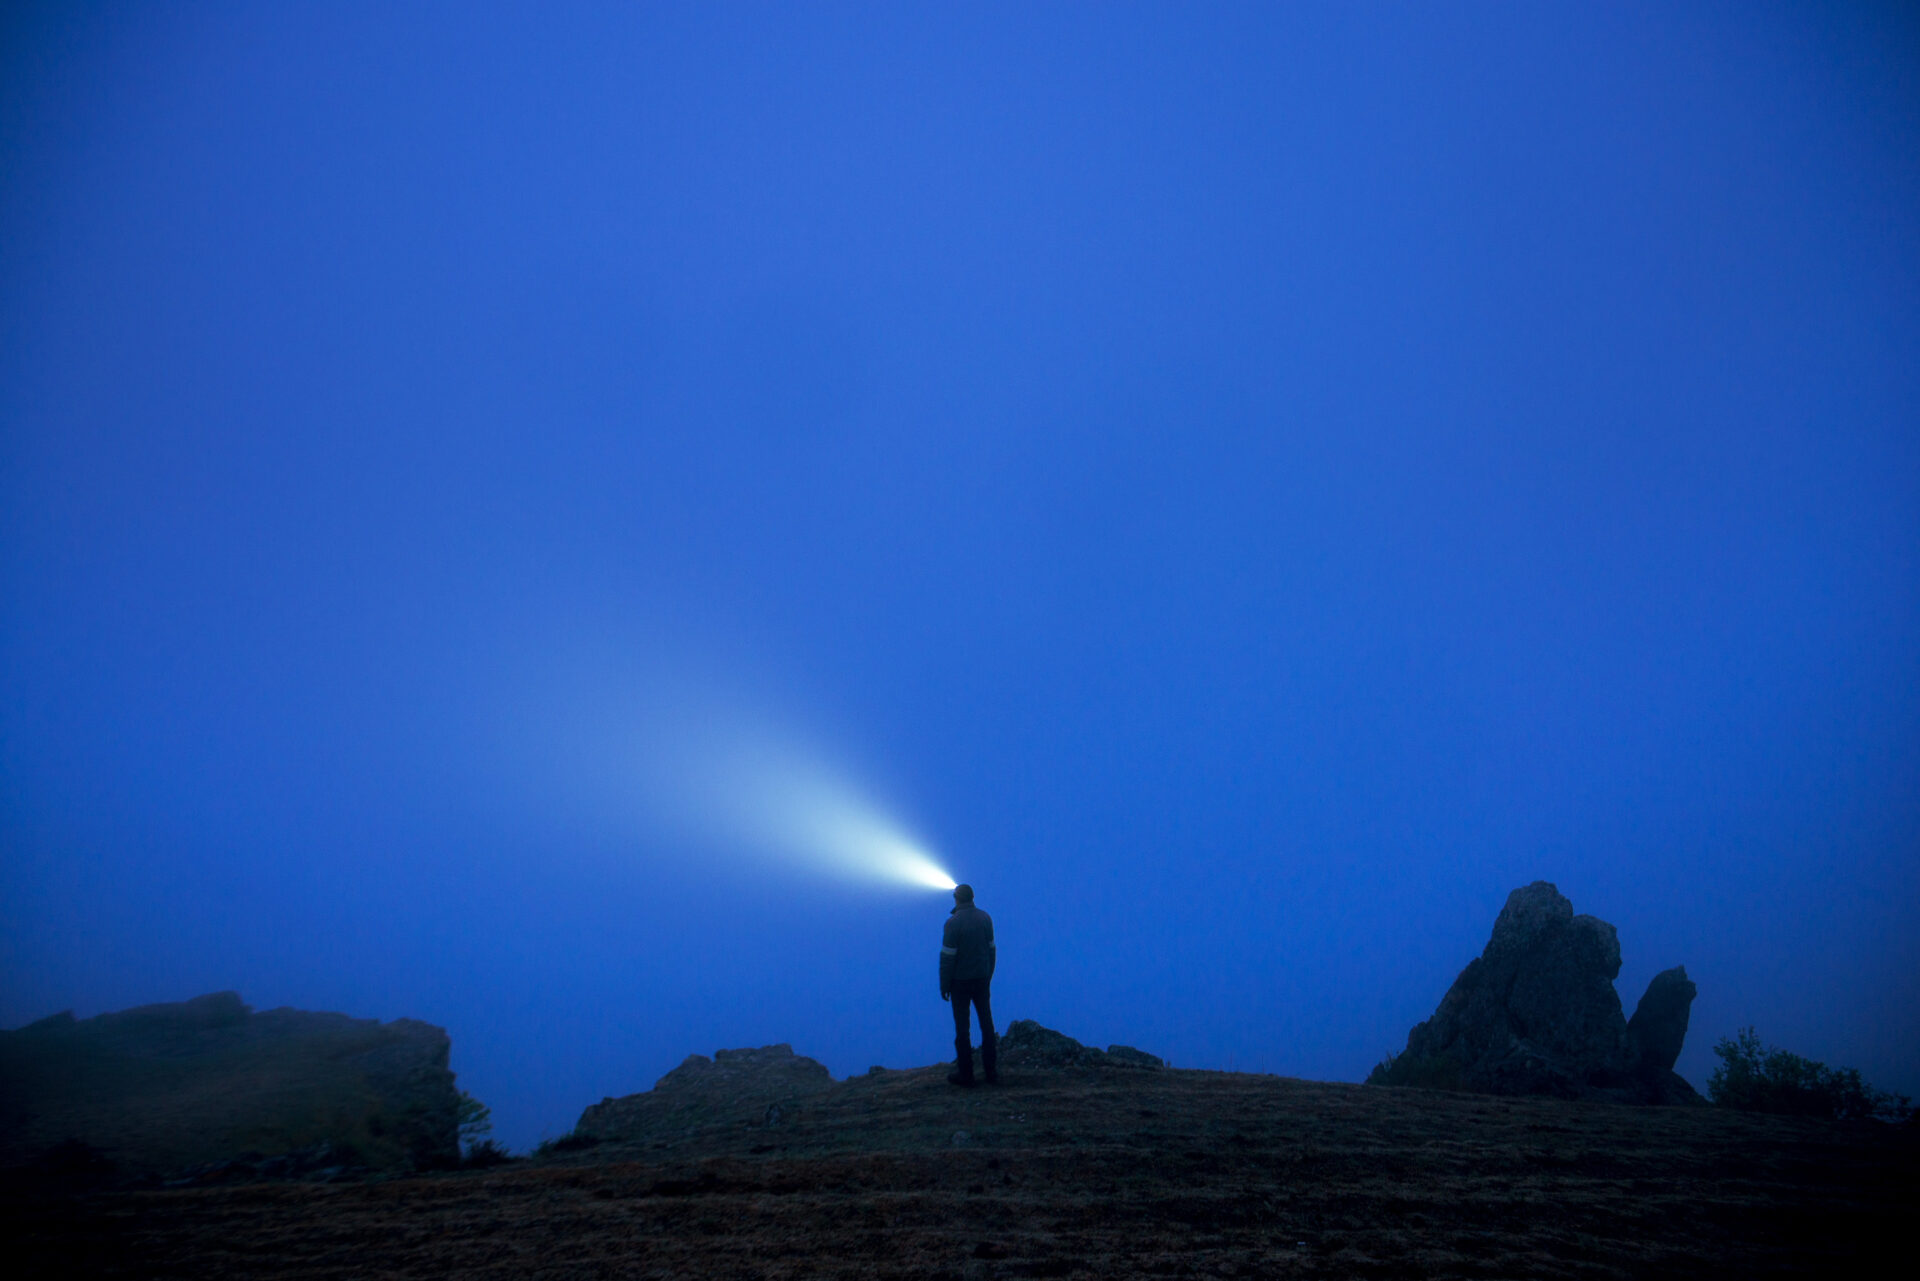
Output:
939,917,957,999
986,915,996,981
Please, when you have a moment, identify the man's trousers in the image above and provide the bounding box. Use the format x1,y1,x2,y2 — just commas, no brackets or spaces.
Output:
949,977,997,1083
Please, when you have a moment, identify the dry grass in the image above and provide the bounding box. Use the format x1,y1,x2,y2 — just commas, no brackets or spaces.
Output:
7,1066,1914,1279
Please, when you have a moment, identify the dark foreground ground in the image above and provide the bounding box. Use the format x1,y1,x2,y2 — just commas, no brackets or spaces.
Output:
6,1065,1914,1279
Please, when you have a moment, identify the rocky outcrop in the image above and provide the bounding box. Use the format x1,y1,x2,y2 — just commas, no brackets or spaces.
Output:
998,1020,1166,1070
1368,883,1700,1104
1626,966,1696,1072
1624,966,1700,1104
575,1044,836,1142
0,992,461,1178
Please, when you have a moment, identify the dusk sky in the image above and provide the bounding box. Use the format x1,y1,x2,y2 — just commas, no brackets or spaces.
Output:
3,3,1916,1151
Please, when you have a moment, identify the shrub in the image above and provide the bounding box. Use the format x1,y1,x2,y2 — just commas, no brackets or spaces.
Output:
456,1087,499,1159
1708,1028,1912,1123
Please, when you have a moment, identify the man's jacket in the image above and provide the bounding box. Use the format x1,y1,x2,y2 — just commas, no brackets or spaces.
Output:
941,904,996,990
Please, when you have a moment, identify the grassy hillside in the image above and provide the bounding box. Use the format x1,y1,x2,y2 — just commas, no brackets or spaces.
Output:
8,1062,1913,1278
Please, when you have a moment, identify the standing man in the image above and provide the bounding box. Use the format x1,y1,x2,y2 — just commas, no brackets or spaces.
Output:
940,883,997,1086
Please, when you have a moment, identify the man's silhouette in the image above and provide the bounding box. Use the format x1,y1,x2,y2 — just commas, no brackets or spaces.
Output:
940,883,997,1086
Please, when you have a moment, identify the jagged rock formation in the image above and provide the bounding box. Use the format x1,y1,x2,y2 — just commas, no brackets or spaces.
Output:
1368,882,1700,1104
575,1044,836,1142
0,992,461,1177
1626,966,1697,1074
999,1020,1166,1070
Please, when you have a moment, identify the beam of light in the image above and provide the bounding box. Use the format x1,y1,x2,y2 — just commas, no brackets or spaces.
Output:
532,652,957,893
668,726,958,892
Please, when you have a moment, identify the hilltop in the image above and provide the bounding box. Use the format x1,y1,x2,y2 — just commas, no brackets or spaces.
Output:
8,1034,1913,1279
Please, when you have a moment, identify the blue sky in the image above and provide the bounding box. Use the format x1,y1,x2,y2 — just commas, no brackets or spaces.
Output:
3,2,1916,1149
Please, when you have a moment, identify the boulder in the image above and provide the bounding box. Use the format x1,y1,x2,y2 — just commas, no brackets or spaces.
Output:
1626,966,1696,1072
1369,883,1700,1104
1623,966,1702,1105
997,1020,1106,1068
0,992,461,1178
997,1020,1165,1070
1104,1044,1168,1069
575,1044,835,1142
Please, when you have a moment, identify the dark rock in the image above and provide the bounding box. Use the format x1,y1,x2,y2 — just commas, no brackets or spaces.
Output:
1627,967,1696,1073
997,1021,1165,1070
576,1044,835,1142
1105,1045,1167,1069
1369,882,1700,1104
656,1044,832,1096
1633,1068,1705,1106
0,994,459,1177
1614,966,1702,1106
998,1020,1106,1068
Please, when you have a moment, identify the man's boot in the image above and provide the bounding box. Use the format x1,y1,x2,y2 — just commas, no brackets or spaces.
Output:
948,1038,976,1087
981,1034,999,1085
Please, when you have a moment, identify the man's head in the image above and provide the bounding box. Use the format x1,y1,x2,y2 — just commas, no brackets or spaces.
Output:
953,883,974,905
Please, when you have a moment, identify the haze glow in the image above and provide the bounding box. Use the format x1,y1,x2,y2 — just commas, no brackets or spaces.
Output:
543,659,956,893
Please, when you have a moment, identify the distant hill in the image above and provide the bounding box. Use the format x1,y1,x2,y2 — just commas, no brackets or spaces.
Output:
0,992,459,1178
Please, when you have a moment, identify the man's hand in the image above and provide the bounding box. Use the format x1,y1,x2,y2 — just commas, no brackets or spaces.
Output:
940,989,950,1002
